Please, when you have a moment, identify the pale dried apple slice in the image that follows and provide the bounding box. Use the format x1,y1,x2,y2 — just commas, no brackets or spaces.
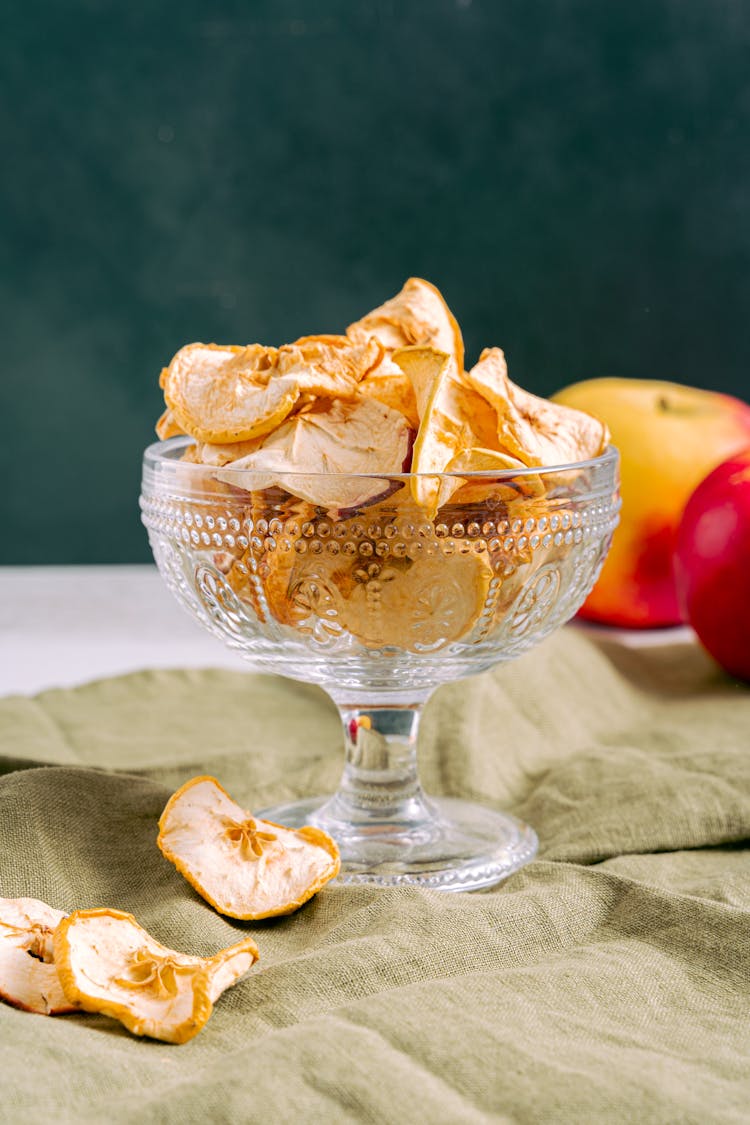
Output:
347,277,464,372
276,335,383,398
198,436,264,466
53,909,259,1044
394,346,498,516
445,446,528,474
0,897,77,1015
158,776,340,920
444,447,545,507
357,354,420,429
466,348,610,466
163,342,299,444
216,396,413,511
155,406,185,440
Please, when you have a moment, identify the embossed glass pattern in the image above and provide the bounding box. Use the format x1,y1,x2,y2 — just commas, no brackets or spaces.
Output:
141,437,620,890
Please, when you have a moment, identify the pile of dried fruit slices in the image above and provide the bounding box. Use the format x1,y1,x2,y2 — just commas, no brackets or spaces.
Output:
156,277,609,517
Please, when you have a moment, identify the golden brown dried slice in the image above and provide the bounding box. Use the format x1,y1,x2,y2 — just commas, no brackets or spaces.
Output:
339,549,494,650
155,406,185,440
276,335,383,398
198,437,264,466
394,347,498,516
443,447,545,507
0,897,77,1015
357,355,420,429
158,776,340,920
445,447,527,475
347,277,464,372
247,494,495,649
163,342,298,444
216,396,413,511
465,348,610,467
53,908,259,1044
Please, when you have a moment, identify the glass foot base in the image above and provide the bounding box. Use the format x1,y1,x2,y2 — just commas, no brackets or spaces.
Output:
256,795,538,892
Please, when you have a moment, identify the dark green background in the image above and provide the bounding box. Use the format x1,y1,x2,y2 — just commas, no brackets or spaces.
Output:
3,0,749,563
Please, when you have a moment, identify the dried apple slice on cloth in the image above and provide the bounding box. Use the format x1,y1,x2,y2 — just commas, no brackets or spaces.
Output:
53,909,259,1044
0,897,77,1015
347,276,464,372
216,396,413,511
158,776,340,920
394,347,498,516
465,348,610,466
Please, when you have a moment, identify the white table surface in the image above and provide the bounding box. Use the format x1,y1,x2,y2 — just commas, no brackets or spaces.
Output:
0,565,694,697
0,565,249,696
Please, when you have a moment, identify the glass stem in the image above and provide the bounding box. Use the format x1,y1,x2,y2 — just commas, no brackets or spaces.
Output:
320,702,434,828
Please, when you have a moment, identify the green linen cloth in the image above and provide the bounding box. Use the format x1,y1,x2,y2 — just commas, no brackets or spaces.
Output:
0,628,749,1124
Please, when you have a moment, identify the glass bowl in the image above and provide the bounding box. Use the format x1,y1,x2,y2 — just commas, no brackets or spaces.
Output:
141,437,619,891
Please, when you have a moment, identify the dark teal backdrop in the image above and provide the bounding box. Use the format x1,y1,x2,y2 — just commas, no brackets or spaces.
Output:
2,0,749,563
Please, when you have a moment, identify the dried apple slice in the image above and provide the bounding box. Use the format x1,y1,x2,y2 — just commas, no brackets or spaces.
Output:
163,342,299,444
162,337,387,449
340,548,494,650
53,909,259,1044
394,347,498,516
158,776,340,920
357,354,420,429
216,396,413,511
197,436,265,466
444,447,546,507
155,406,185,440
247,494,494,650
276,335,383,398
347,277,464,372
465,348,610,466
445,446,528,475
0,897,77,1015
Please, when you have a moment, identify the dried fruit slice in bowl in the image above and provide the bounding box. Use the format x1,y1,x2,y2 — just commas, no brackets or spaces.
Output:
276,334,383,397
347,276,464,372
0,897,78,1016
357,354,420,429
53,909,259,1044
465,348,610,467
394,346,498,516
162,343,299,444
215,396,413,511
158,776,340,920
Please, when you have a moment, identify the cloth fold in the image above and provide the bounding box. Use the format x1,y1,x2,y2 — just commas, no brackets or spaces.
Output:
0,628,748,1123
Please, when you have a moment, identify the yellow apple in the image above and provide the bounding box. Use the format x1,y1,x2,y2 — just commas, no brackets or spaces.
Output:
551,378,750,627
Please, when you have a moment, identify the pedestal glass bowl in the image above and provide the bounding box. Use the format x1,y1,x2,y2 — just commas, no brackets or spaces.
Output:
141,437,619,891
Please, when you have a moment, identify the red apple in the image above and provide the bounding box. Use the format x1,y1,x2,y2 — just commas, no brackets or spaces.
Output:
552,379,750,627
674,450,750,681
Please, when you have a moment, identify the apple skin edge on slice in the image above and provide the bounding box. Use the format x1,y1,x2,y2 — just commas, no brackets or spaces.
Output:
53,908,259,1044
393,346,499,516
158,776,340,921
0,897,78,1016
